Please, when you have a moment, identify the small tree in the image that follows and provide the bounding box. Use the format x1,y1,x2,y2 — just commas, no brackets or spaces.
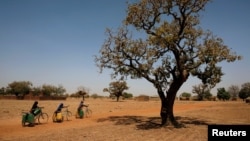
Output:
217,87,230,101
0,87,6,95
54,85,66,96
8,81,32,97
77,86,89,101
41,84,57,96
239,82,250,101
103,80,129,102
228,85,240,100
192,84,210,100
203,90,212,100
180,92,191,100
32,86,42,96
123,92,133,99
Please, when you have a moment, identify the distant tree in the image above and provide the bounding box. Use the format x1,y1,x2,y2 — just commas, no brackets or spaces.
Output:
95,0,241,126
123,92,133,99
0,87,6,95
217,87,230,101
228,85,240,100
32,86,42,96
203,90,212,100
103,80,129,102
77,86,89,101
55,85,66,96
90,93,99,99
41,84,57,96
8,81,32,97
180,92,191,98
239,82,250,101
192,84,210,100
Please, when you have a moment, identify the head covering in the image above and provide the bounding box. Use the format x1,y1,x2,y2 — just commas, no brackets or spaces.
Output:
31,101,38,109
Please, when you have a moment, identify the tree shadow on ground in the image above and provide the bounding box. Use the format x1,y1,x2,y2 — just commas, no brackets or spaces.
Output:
97,115,210,130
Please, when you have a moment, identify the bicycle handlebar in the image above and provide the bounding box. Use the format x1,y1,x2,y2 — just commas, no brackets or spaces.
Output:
64,105,69,108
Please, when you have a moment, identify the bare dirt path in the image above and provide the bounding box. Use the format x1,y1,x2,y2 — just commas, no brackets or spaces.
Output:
0,99,249,141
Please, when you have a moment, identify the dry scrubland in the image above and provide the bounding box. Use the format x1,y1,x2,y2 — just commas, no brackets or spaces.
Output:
0,98,249,141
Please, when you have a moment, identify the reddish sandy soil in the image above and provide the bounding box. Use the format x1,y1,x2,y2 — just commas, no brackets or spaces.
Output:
0,98,249,141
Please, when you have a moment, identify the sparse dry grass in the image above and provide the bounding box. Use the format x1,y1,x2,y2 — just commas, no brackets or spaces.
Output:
0,98,249,141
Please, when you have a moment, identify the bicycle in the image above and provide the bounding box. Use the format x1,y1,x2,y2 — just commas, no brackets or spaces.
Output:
75,104,92,119
62,105,72,121
84,104,92,118
34,107,49,124
21,110,35,127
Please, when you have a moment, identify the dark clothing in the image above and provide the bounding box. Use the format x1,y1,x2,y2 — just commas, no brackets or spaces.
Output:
55,103,64,113
77,101,87,112
30,101,39,116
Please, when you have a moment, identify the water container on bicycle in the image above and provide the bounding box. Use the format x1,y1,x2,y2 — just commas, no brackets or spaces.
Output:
34,108,41,115
56,112,63,121
23,113,34,123
79,110,84,118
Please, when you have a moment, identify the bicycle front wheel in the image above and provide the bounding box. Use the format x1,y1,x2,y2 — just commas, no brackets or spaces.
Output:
38,113,49,124
65,111,72,121
85,109,92,118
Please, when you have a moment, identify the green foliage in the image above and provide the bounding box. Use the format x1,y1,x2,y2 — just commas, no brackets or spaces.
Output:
91,94,99,99
8,81,32,96
32,87,42,96
103,80,129,101
192,84,211,100
203,90,212,100
217,87,230,101
239,82,250,100
123,92,133,99
41,84,65,96
228,85,240,99
181,92,191,98
0,87,6,95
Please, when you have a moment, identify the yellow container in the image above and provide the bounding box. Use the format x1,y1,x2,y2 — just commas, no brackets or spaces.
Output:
56,112,63,121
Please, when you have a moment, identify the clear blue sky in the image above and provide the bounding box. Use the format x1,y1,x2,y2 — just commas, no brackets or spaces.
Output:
0,0,249,96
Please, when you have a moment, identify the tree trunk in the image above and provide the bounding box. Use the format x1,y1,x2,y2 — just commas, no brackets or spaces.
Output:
160,93,177,126
159,79,184,127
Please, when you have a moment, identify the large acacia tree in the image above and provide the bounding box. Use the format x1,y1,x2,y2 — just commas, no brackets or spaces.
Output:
95,0,241,127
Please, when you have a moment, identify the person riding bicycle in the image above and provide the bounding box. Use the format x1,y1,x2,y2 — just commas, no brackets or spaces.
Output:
77,100,88,118
54,103,67,116
23,101,40,125
30,101,40,116
78,100,88,112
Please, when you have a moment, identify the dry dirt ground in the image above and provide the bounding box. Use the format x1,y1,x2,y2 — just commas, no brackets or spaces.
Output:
0,98,249,141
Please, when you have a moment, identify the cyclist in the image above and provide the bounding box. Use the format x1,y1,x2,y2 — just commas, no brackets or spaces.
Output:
30,101,40,116
78,101,88,112
23,101,39,125
55,103,63,113
77,101,88,118
54,103,68,116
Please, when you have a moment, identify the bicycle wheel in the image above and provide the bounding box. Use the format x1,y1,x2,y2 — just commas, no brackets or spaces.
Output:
85,109,92,118
38,113,49,124
22,114,26,127
22,113,35,127
22,119,27,127
52,113,56,122
65,111,72,120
